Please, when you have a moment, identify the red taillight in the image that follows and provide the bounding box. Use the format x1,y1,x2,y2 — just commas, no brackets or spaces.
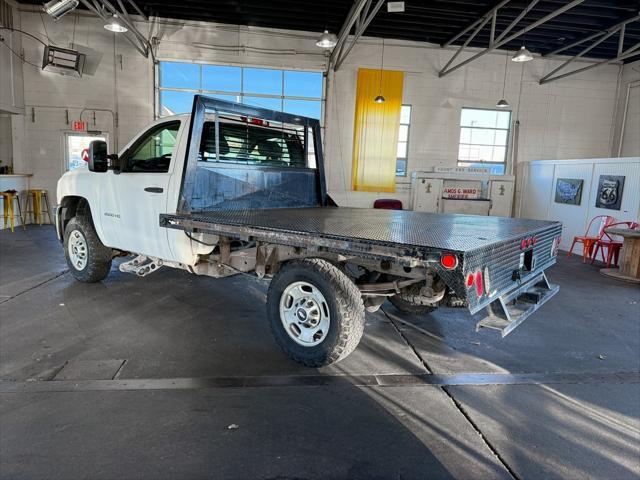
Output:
466,273,474,288
475,271,484,297
441,254,458,270
239,116,270,127
521,236,537,250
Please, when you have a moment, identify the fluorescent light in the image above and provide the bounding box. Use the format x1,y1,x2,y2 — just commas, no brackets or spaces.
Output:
512,45,533,62
316,30,337,48
104,14,128,33
43,0,79,20
496,99,510,108
374,95,385,103
387,1,405,13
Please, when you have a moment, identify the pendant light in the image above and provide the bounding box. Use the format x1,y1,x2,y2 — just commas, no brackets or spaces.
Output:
497,51,510,108
316,30,337,49
104,13,128,33
512,45,533,62
374,39,386,103
512,1,533,63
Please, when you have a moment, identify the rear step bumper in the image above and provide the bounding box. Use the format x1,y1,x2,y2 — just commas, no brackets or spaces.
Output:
476,272,559,337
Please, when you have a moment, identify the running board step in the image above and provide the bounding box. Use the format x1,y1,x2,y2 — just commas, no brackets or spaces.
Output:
119,255,163,277
476,272,559,337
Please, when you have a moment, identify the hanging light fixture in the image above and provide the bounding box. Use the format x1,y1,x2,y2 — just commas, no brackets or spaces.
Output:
497,51,510,108
375,39,386,103
512,45,533,62
315,30,337,48
104,13,128,33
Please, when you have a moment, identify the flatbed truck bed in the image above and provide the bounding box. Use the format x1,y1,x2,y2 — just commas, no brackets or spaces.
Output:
161,207,562,315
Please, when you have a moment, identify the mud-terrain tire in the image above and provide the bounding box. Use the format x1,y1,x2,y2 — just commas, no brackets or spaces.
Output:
63,216,112,283
389,283,438,315
267,258,365,367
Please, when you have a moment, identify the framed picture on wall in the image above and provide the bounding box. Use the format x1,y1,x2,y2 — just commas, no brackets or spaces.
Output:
595,175,625,210
554,178,583,205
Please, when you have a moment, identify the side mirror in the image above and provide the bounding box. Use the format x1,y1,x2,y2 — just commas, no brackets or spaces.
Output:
88,140,108,173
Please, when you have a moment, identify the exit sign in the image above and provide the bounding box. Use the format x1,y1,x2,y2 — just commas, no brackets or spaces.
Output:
72,121,86,132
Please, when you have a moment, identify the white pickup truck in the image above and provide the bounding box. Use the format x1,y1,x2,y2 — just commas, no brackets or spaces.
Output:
56,96,561,367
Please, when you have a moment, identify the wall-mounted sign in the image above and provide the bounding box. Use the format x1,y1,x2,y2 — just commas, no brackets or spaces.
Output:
434,166,490,175
554,178,583,205
595,175,625,210
72,121,86,132
442,180,482,199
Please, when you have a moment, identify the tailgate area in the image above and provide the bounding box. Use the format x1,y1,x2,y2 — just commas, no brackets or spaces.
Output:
476,272,559,337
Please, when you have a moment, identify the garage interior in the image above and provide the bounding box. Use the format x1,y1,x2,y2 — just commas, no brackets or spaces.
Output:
1,0,639,479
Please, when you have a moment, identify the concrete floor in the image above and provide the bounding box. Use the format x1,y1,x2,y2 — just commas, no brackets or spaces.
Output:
1,226,639,480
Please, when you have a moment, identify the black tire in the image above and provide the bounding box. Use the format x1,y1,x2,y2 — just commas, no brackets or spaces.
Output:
63,216,112,283
389,283,438,315
267,258,365,367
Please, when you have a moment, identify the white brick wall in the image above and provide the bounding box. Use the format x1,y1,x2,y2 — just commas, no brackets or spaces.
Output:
9,11,627,211
611,60,640,157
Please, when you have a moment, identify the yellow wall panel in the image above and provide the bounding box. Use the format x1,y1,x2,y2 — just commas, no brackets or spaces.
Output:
352,68,404,193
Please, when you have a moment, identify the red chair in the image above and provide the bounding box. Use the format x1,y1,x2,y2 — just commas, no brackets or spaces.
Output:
591,221,639,268
373,199,403,210
567,215,615,263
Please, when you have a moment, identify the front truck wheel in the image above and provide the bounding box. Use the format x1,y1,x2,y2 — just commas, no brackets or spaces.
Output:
267,259,365,367
63,216,113,283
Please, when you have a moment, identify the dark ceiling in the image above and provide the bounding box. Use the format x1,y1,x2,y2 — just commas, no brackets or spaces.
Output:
20,0,640,60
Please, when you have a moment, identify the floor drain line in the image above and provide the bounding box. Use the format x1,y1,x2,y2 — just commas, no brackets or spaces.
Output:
381,307,519,480
382,308,433,374
0,270,68,304
442,385,520,480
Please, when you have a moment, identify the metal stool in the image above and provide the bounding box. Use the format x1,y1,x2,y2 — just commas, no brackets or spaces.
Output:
1,191,26,232
25,189,53,225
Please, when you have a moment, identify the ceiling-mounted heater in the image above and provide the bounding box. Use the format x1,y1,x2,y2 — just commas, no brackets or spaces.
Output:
42,45,86,77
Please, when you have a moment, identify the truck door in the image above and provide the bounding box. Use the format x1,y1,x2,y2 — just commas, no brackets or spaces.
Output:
100,121,181,259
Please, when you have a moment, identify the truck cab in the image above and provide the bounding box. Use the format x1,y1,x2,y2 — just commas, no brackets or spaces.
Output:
57,110,320,266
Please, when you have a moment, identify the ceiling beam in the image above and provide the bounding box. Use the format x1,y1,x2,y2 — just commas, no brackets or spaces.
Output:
333,0,385,71
439,0,586,77
441,0,512,47
540,41,640,84
543,12,640,57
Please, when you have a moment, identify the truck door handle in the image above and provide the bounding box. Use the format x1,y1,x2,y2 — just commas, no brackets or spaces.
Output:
144,187,163,193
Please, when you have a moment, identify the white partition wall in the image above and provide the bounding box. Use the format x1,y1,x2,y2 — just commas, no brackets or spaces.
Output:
520,157,640,251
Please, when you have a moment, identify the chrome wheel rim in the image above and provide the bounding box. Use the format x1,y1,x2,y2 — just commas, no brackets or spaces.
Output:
68,230,88,271
279,281,330,347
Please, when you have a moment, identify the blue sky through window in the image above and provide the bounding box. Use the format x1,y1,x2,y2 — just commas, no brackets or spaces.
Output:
159,62,323,119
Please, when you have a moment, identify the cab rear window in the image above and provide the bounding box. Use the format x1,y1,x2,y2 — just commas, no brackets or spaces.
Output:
199,122,306,168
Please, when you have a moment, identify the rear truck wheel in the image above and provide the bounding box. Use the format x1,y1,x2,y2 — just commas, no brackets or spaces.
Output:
267,258,365,367
63,216,112,283
389,283,438,315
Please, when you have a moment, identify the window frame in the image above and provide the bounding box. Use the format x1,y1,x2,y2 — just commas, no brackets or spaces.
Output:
457,107,511,175
155,61,325,123
120,121,181,173
396,104,411,177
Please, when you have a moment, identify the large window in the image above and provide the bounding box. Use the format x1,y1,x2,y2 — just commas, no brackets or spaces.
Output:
457,108,511,174
158,62,323,120
396,105,411,176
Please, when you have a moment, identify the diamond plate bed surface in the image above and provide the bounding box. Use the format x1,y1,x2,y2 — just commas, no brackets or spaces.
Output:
174,207,559,253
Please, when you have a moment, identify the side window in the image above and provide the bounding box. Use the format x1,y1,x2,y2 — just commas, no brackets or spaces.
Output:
124,122,180,173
